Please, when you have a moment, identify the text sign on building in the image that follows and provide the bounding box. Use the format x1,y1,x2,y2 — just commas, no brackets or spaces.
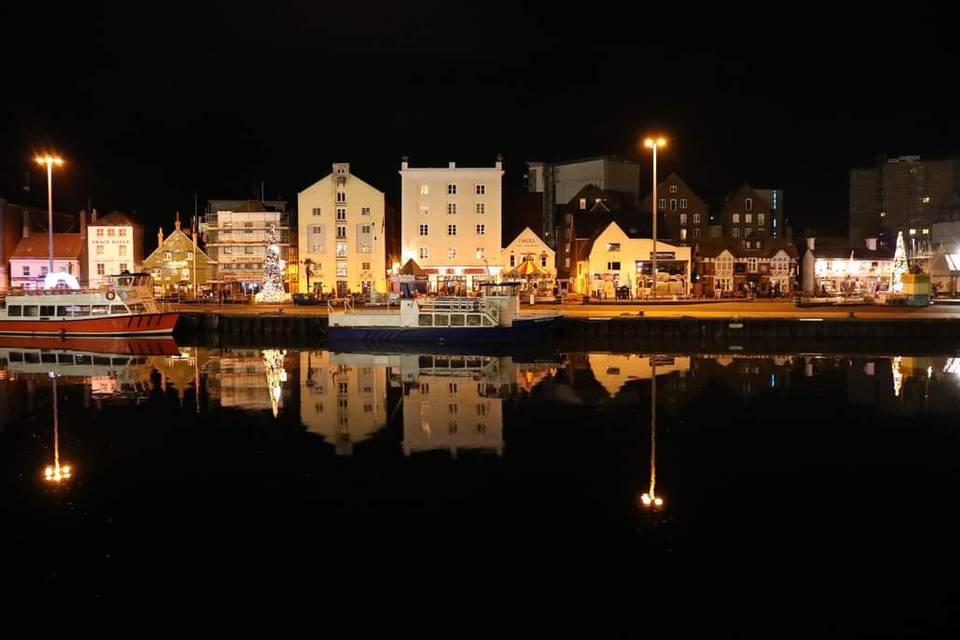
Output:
649,251,676,260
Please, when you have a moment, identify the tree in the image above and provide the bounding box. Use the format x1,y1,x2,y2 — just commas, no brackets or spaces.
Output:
303,258,315,293
892,231,908,293
258,223,286,302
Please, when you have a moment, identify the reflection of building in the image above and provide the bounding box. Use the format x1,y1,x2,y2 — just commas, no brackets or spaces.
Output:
588,353,691,397
142,214,216,296
400,158,504,293
299,351,388,454
206,348,293,412
297,163,386,297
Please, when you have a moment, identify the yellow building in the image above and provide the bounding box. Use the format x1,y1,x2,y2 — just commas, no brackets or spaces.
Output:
142,214,216,297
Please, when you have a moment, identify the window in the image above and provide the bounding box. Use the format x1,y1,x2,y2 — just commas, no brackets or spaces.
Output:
336,242,347,257
579,198,587,210
745,213,753,223
447,184,457,195
96,245,104,256
40,305,55,316
669,185,678,193
693,228,701,238
96,228,104,237
41,266,49,276
476,184,486,195
336,262,347,277
447,224,457,236
670,199,677,211
361,262,371,271
680,228,687,241
244,222,253,234
361,225,371,235
245,246,254,255
337,208,346,221
745,198,753,211
475,203,485,214
607,261,621,271
336,225,347,239
91,304,109,316
419,224,429,236
658,198,666,210
419,204,429,216
540,255,548,268
693,213,701,224
23,306,39,317
745,228,753,237
476,247,485,259
680,198,688,208
510,255,516,267
419,247,429,260
223,246,233,254
447,203,457,215
22,266,30,276
312,207,321,216
476,224,485,235
732,213,740,223
336,191,346,203
119,263,127,272
362,207,370,216
7,305,21,317
163,251,173,260
119,245,127,257
310,225,322,234
419,184,430,195
732,228,740,238
108,228,116,237
680,214,688,225
606,242,621,252
758,213,765,225
447,248,457,259
97,263,105,275
748,257,758,272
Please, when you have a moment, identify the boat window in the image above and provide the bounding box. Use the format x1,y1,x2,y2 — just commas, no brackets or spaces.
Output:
466,315,481,327
482,317,494,326
23,306,39,317
91,305,109,316
418,314,433,326
129,303,147,314
450,314,465,327
435,357,449,368
451,357,465,369
419,356,433,368
25,353,40,364
111,305,128,314
113,357,130,365
40,305,55,317
7,305,22,317
75,355,92,365
9,352,24,363
434,314,450,326
41,353,57,364
57,354,74,364
466,357,483,368
118,277,133,286
93,356,111,365
68,305,91,316
56,306,70,317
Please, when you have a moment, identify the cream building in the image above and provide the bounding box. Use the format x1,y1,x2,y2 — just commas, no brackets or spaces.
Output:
501,226,555,279
576,221,691,298
86,210,143,288
400,158,504,293
299,350,389,455
298,163,386,296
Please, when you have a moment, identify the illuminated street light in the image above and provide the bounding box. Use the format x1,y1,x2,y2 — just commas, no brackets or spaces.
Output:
43,371,73,484
33,154,65,277
643,137,667,299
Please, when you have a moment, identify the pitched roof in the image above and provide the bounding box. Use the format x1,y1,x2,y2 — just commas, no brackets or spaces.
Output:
93,210,137,226
11,233,84,259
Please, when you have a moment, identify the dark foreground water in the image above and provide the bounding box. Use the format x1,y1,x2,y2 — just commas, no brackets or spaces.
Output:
2,341,959,633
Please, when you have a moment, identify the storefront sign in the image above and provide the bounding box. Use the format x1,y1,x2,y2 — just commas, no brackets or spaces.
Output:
649,251,676,260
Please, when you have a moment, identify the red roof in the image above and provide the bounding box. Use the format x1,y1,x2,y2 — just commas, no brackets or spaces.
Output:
10,234,85,259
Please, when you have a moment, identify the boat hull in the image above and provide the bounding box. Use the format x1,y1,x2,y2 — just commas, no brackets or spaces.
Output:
327,315,562,343
0,312,179,336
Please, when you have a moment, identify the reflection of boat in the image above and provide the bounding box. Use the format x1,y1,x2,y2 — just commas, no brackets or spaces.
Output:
328,282,562,343
0,273,179,336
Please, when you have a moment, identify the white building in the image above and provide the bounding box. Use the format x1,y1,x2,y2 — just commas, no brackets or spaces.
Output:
575,221,691,297
400,158,504,293
298,163,385,296
501,226,555,280
86,210,143,288
201,201,292,291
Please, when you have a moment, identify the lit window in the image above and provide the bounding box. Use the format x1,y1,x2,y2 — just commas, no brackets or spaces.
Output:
923,196,931,203
606,242,621,252
579,198,587,210
669,185,677,193
758,213,765,225
118,245,127,257
732,228,740,238
658,198,666,210
96,245,104,256
745,198,753,211
680,198,687,208
419,184,430,195
680,214,687,226
680,228,687,241
910,228,917,236
419,247,429,260
476,247,485,259
693,213,701,224
448,248,457,259
732,213,740,223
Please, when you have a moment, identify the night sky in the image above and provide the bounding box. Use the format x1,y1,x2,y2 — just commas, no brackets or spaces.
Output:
3,3,957,236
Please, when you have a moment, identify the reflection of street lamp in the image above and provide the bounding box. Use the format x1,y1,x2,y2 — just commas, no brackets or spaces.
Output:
34,154,64,276
643,137,666,299
639,357,664,509
43,372,73,484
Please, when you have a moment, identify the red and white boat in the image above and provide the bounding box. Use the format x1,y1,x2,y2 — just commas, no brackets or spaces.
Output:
0,273,179,336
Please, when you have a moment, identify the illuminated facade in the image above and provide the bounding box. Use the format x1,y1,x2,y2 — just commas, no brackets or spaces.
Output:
142,215,216,296
86,210,143,288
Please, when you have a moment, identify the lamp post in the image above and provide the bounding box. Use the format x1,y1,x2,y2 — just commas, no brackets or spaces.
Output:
34,155,64,277
643,138,666,299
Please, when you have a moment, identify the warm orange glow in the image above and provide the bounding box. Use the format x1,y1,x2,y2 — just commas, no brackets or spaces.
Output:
44,463,72,483
643,137,667,150
34,155,64,167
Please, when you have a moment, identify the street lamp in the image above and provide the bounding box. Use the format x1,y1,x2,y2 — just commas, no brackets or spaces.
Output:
643,137,667,299
34,154,64,277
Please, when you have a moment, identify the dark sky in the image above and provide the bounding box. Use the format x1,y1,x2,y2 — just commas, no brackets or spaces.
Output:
3,2,957,237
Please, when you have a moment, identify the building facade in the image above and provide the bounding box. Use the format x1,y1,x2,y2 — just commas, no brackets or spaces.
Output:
142,214,216,296
501,226,555,281
400,159,504,293
849,155,960,249
638,173,710,245
718,184,783,243
9,233,85,289
695,238,797,297
86,210,143,288
297,163,386,297
201,200,292,292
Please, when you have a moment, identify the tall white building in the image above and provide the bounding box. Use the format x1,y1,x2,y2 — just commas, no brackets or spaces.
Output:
298,163,385,296
86,210,143,288
201,201,292,292
400,158,504,293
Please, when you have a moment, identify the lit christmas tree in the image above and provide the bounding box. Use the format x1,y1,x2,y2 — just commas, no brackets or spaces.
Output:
891,231,908,293
257,223,286,302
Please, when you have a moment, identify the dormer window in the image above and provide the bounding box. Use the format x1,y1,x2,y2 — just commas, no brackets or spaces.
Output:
669,185,678,193
579,198,587,210
745,198,753,211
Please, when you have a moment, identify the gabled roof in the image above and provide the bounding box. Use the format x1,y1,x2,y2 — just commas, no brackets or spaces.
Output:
93,210,137,226
11,234,84,259
143,228,215,265
638,172,709,211
694,236,799,259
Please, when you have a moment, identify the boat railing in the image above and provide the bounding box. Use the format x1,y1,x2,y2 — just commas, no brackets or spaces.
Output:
419,297,501,324
328,297,354,314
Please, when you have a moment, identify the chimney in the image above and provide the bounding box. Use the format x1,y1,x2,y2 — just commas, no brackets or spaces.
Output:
92,208,98,223
865,237,877,251
448,161,456,169
806,237,815,251
80,210,87,239
158,226,164,247
22,210,30,239
401,156,409,171
495,154,503,170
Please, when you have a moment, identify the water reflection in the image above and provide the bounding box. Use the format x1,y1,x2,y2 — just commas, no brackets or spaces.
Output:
43,372,72,484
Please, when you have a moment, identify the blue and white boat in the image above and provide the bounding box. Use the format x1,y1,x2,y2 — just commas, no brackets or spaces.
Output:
327,282,562,343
